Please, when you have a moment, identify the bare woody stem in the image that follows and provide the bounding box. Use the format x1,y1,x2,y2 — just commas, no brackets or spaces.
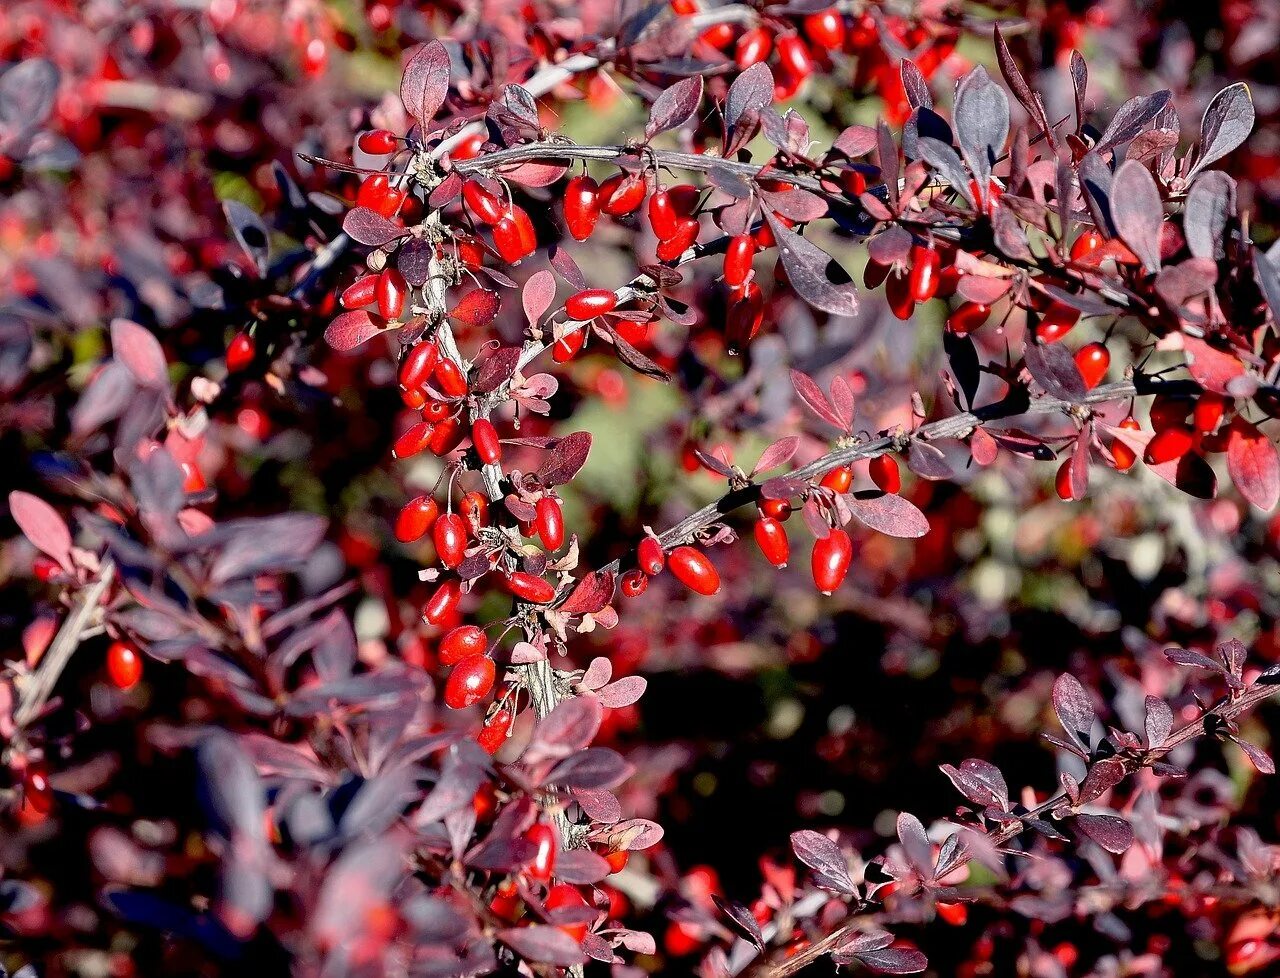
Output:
739,680,1280,978
14,560,116,730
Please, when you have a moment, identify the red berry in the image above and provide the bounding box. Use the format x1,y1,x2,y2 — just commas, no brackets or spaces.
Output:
648,189,680,241
462,179,506,225
1150,396,1189,432
106,640,142,690
433,513,467,568
820,466,852,493
669,546,721,596
869,454,901,494
566,289,617,321
1035,302,1080,343
545,883,591,942
886,268,915,320
493,208,536,263
341,274,377,309
947,302,990,335
621,569,649,598
727,282,765,351
908,244,941,303
1070,228,1103,262
22,765,53,814
454,234,486,269
777,34,815,79
754,517,790,567
422,579,462,625
399,341,439,391
433,358,469,398
1074,342,1110,389
429,416,465,456
803,9,845,49
723,235,756,288
471,418,501,465
1145,426,1194,465
395,495,439,543
759,498,792,521
811,528,852,594
700,23,735,49
599,173,646,216
536,496,564,551
1112,417,1141,471
450,132,485,161
459,491,489,528
1055,457,1079,501
376,268,408,320
226,332,255,372
655,216,699,262
526,823,557,880
477,709,512,754
553,328,586,362
1193,392,1226,434
358,129,398,154
564,175,601,241
605,850,630,873
392,421,436,459
504,571,557,604
735,27,772,68
444,654,496,709
422,398,452,422
637,537,665,575
357,173,391,211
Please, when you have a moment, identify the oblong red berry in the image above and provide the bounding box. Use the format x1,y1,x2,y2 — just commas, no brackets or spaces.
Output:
462,179,506,225
477,709,513,754
735,26,772,68
723,235,755,288
23,765,53,814
564,175,601,241
399,341,439,391
444,654,496,709
648,189,680,241
754,517,789,568
669,546,721,595
553,328,586,362
908,244,941,303
1145,426,1194,465
600,173,646,216
395,495,439,543
536,496,564,551
493,208,536,263
946,302,990,335
459,491,489,528
1070,228,1103,262
637,537,665,576
820,466,852,493
1074,342,1110,390
433,513,467,568
869,454,901,494
803,9,845,49
439,624,487,665
377,268,408,320
422,579,461,625
340,275,378,309
566,289,618,321
433,358,469,398
812,528,853,594
471,418,501,465
621,569,649,597
107,640,142,690
777,34,814,79
526,823,557,880
1036,302,1081,343
226,332,255,373
392,421,436,459
429,416,465,456
504,571,557,603
655,216,699,262
358,129,398,154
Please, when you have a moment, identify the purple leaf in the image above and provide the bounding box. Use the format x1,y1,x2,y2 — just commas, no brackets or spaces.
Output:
851,946,929,975
558,570,615,616
400,40,451,123
790,830,857,894
1144,696,1173,748
1094,91,1171,154
646,76,703,139
847,492,930,539
325,310,383,352
767,215,858,317
523,269,557,324
471,346,521,395
953,66,1009,210
223,200,270,276
1024,338,1087,401
500,925,588,966
1078,757,1127,804
1074,813,1134,854
546,747,633,789
597,676,646,708
714,897,764,950
752,436,800,476
9,491,73,572
538,431,592,487
790,370,845,429
1111,160,1163,273
1235,739,1275,775
342,207,408,247
1227,418,1280,511
725,63,772,154
110,318,168,388
1191,82,1254,178
1052,673,1096,749
533,696,603,754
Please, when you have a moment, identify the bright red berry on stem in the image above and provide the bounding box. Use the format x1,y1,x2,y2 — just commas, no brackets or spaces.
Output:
605,849,630,874
462,179,506,225
553,328,586,362
423,579,462,625
399,341,439,391
726,281,765,351
438,624,485,666
107,640,142,690
526,823,557,881
493,208,536,263
429,416,465,456
886,268,915,320
1145,426,1195,465
947,302,990,335
869,454,901,494
392,421,436,459
505,571,557,604
669,546,721,596
655,216,699,261
357,173,391,211
1035,302,1081,343
376,268,408,320
760,498,792,521
1070,228,1104,262
1194,392,1226,434
754,517,790,568
820,466,852,493
600,173,646,216
536,496,564,550
545,884,591,942
477,710,512,755
564,175,601,241
621,569,649,598
648,189,679,241
812,528,853,594
735,27,772,68
422,398,452,423
637,536,665,575
357,129,398,154
803,9,845,48
226,332,255,372
723,234,755,287
433,358,468,398
395,495,439,543
23,765,53,814
908,244,941,303
444,654,495,709
1112,417,1141,471
471,418,501,464
433,513,467,568
341,274,378,309
460,491,489,528
566,289,617,321
1074,342,1110,389
777,34,815,79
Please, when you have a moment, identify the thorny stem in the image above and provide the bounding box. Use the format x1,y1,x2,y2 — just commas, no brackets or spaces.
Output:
13,561,116,731
737,681,1280,978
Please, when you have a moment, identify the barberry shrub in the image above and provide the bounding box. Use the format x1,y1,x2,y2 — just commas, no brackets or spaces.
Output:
3,2,1280,976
